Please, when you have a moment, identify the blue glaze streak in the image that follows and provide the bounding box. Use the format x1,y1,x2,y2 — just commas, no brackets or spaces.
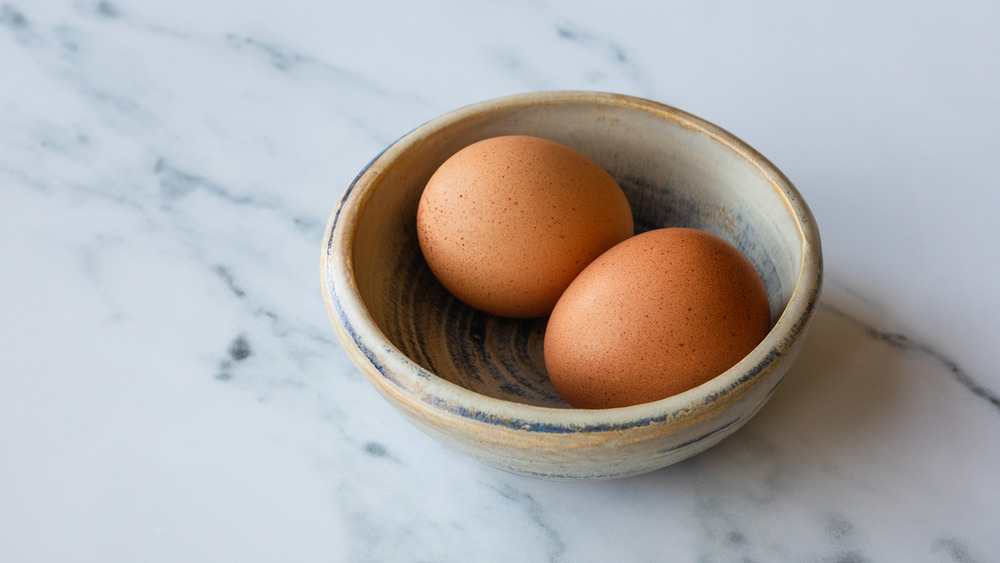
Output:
514,418,742,479
658,417,740,453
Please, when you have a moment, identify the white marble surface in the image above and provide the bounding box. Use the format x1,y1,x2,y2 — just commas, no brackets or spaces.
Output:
2,1,999,561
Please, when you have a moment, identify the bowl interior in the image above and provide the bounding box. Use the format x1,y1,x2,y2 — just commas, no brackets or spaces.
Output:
345,94,804,408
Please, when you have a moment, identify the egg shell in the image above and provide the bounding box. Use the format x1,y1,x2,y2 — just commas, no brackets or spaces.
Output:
543,227,771,409
416,135,633,318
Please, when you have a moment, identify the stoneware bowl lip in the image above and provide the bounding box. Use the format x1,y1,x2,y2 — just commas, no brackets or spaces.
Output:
322,90,822,433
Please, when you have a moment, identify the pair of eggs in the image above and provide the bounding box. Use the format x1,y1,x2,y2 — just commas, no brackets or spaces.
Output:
416,136,770,409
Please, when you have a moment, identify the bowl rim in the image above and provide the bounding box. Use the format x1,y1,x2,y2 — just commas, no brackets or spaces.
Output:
322,90,823,433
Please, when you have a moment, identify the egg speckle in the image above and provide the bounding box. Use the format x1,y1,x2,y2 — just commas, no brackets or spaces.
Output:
416,135,633,318
543,228,771,409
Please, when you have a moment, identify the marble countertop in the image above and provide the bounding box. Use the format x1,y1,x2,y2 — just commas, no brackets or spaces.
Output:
3,1,998,561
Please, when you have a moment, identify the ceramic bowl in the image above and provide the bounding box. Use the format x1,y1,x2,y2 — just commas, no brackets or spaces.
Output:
321,91,822,480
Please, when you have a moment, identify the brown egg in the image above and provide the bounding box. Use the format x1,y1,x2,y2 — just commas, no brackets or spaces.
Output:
416,135,633,318
543,228,771,409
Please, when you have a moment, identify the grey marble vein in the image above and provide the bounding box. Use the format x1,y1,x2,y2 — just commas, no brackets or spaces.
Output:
825,303,1000,414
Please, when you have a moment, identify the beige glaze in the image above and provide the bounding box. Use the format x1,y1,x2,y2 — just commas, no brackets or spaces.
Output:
544,228,770,409
417,135,633,318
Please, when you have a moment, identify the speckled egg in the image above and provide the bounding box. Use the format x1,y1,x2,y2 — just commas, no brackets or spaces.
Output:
543,228,771,409
416,135,633,318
